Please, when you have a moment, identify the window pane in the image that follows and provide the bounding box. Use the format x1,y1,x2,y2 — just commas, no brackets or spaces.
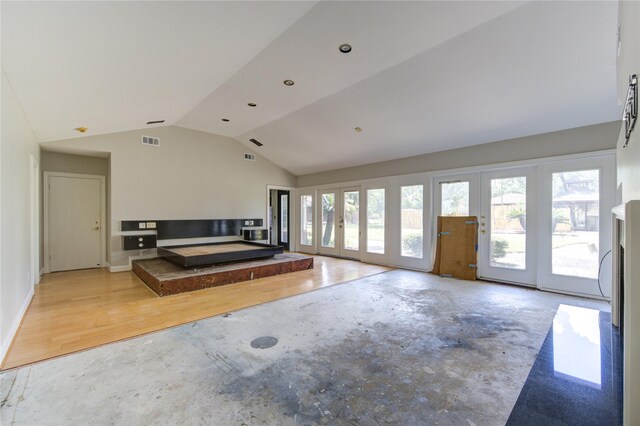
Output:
490,177,526,270
280,194,288,243
300,195,313,246
552,170,599,278
343,191,359,251
441,182,469,216
367,188,385,254
401,185,423,258
321,193,335,248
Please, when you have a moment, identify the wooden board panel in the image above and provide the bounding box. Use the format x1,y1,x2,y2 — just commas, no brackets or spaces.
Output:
432,216,478,280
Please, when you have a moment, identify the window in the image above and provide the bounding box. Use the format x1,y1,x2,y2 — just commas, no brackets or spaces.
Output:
551,170,600,279
401,185,423,258
367,188,385,254
300,195,313,246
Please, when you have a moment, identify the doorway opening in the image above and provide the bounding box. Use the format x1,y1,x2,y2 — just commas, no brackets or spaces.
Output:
269,188,290,250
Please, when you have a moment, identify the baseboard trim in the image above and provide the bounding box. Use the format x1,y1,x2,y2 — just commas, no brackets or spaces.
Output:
1,286,34,365
108,264,131,273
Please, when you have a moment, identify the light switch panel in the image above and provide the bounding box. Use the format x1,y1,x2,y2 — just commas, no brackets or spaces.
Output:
146,222,156,229
138,222,146,229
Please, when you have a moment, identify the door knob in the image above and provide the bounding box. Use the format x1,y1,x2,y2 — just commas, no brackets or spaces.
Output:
480,230,486,234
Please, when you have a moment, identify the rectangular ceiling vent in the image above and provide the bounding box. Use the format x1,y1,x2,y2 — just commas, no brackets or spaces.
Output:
244,153,256,161
249,138,263,147
142,136,160,146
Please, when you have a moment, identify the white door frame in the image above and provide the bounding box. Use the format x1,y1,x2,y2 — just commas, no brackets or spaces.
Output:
537,155,615,298
266,185,295,250
30,155,40,284
296,189,316,254
478,166,537,286
392,177,431,271
317,188,341,256
361,184,389,265
339,186,362,260
43,172,106,273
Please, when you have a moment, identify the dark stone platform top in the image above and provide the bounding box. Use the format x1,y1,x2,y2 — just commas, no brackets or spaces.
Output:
157,240,284,267
133,253,313,281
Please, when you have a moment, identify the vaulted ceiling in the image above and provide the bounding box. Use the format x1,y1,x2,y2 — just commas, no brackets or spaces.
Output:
1,1,621,175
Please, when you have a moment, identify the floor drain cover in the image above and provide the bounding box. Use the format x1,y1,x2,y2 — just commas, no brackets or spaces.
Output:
251,336,278,349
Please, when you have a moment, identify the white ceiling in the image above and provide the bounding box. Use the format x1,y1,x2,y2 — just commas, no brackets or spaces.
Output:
2,1,621,176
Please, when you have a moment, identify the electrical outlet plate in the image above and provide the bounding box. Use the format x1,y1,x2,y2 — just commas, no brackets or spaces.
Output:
245,220,254,226
138,222,146,229
146,222,156,229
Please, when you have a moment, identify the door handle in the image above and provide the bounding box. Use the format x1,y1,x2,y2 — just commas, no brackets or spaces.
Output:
480,230,486,234
93,226,100,230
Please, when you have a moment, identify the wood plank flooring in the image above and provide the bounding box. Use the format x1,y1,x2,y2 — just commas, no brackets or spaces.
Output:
1,255,391,370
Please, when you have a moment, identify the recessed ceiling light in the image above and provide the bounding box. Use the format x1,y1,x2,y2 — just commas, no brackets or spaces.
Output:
247,102,257,107
355,127,362,132
74,127,88,133
339,43,352,53
283,79,295,86
146,120,165,125
221,118,230,122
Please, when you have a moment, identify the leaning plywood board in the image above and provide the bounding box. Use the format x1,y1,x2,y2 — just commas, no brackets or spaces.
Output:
432,216,478,281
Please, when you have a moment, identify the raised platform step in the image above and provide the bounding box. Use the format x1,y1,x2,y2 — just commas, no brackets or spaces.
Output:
132,253,314,296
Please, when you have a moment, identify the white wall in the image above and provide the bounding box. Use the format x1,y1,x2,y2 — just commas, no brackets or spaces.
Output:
298,121,621,187
41,126,296,267
1,69,40,360
617,0,640,203
40,151,110,267
615,2,640,425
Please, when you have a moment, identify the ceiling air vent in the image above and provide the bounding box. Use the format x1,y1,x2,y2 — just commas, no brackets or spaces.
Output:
244,153,256,161
249,138,263,147
142,136,160,146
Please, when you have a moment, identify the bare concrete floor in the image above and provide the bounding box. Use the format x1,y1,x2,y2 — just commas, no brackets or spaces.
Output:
1,270,606,425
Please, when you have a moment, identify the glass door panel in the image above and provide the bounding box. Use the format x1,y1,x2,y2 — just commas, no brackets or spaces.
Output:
441,182,470,216
367,188,385,254
401,185,423,259
489,176,527,270
300,194,313,247
342,190,359,253
551,170,600,279
319,190,338,256
277,190,289,250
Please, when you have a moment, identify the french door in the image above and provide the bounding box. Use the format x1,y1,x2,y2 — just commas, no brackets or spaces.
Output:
435,169,536,285
318,187,361,259
537,156,615,297
478,168,537,285
434,154,614,297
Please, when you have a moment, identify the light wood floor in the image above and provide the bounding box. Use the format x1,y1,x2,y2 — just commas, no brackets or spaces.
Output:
1,255,391,370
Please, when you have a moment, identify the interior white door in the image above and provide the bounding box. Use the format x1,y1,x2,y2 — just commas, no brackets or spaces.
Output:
478,168,537,285
49,176,102,271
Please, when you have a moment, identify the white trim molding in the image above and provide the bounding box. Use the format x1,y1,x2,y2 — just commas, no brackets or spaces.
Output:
1,287,34,364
